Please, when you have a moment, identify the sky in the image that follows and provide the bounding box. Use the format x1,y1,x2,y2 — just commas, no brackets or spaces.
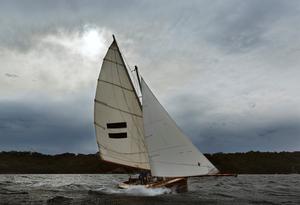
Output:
0,0,300,154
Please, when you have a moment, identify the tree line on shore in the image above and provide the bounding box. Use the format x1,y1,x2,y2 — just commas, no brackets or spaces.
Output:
0,151,299,174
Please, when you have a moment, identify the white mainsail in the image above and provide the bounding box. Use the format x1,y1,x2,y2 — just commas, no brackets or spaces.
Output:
141,78,219,177
94,38,150,170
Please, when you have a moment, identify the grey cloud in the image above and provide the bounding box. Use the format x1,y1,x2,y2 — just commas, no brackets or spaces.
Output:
164,92,300,153
0,0,143,52
204,0,293,53
0,96,96,154
195,120,300,153
1,0,292,55
5,73,18,78
181,113,300,153
0,0,299,153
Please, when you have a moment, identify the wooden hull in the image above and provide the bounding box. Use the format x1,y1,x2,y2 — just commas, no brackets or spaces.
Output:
118,173,237,193
118,177,188,193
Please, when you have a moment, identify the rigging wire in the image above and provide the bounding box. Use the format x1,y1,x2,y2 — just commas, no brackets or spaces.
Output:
117,42,142,99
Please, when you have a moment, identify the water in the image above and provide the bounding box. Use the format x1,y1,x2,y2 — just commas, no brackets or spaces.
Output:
0,174,299,204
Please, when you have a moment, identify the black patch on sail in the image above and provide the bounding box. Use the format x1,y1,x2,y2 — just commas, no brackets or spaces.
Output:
108,132,127,139
107,122,127,129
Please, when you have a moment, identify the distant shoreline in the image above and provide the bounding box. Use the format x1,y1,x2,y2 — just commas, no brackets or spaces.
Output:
0,151,299,174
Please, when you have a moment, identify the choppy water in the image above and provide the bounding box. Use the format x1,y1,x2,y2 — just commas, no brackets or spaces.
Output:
0,174,299,205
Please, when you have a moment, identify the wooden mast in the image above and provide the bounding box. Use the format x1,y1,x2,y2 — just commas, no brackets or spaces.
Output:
134,65,142,92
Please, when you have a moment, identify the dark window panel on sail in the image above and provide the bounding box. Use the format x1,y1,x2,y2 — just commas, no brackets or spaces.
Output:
107,122,127,129
108,132,127,139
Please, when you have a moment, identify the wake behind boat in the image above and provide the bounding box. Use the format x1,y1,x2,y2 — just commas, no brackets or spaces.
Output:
94,35,220,192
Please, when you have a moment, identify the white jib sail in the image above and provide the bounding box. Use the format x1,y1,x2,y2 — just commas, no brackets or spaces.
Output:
141,78,219,177
94,39,150,170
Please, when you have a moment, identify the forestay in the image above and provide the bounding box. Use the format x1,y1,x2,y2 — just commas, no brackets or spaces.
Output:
94,39,150,170
141,78,219,177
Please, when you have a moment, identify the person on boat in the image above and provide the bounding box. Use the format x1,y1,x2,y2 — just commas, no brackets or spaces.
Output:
145,172,151,183
144,171,149,184
138,172,144,184
139,171,148,184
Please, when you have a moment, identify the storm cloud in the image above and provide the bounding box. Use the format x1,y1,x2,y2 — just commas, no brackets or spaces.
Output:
0,0,299,153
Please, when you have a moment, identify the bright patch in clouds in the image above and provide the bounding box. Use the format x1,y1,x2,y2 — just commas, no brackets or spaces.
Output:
0,25,111,101
43,26,107,60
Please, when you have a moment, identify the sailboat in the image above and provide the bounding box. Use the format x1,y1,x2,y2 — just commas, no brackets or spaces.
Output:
94,35,219,192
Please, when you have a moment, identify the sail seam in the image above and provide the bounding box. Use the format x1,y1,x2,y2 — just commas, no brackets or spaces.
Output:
101,158,150,170
101,152,149,164
94,121,105,130
98,79,134,92
99,145,148,155
148,144,185,153
103,58,124,67
94,99,142,118
108,47,118,51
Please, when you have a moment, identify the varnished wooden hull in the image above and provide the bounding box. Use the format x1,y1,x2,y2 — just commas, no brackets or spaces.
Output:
118,177,188,193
